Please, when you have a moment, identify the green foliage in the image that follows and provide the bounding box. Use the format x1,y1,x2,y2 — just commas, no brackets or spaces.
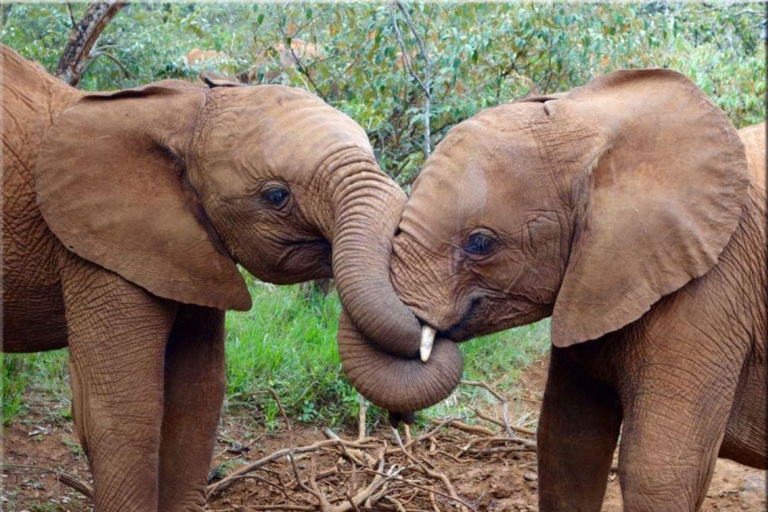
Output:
2,3,764,183
1,351,70,425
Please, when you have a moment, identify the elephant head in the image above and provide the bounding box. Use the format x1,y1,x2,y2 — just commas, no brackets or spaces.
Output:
338,69,749,412
34,79,422,347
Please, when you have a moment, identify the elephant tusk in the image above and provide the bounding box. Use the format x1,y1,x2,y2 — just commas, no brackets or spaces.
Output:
420,325,437,363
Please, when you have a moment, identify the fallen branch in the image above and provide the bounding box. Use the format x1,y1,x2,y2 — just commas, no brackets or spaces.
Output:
2,464,93,499
460,380,516,438
357,396,368,441
473,407,536,436
392,428,472,512
207,437,376,496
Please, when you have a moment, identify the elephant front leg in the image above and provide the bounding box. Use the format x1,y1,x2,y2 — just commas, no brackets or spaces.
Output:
617,362,739,511
158,305,226,512
538,347,622,512
62,263,178,512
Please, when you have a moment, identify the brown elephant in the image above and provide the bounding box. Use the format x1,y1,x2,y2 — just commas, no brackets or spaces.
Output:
1,43,411,512
337,70,766,511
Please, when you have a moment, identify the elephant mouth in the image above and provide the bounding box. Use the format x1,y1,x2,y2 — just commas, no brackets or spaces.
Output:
271,237,333,283
295,238,333,276
419,296,483,346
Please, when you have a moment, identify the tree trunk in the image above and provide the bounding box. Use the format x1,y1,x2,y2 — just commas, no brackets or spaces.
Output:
56,0,128,87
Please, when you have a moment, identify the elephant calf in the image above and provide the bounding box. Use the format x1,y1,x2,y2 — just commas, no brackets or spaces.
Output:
2,44,409,512
339,69,767,511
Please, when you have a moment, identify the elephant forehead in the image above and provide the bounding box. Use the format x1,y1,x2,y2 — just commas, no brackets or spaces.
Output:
401,123,547,247
195,87,372,196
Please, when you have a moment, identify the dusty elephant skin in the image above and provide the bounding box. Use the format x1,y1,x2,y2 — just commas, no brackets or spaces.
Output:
339,69,767,511
1,43,422,512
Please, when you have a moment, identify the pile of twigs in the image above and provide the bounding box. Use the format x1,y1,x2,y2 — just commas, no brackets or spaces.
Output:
2,380,538,512
206,381,538,512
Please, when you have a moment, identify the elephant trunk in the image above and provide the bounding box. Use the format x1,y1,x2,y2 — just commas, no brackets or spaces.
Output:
328,152,464,412
338,312,463,413
329,154,421,358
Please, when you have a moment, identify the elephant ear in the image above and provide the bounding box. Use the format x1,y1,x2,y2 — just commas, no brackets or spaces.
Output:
36,81,252,311
546,69,748,347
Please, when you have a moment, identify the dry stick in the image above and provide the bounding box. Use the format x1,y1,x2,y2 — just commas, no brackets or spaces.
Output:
385,496,408,512
442,420,496,437
345,490,363,512
345,464,361,512
272,389,334,510
404,423,413,445
214,474,296,503
433,449,465,464
332,459,395,512
223,506,315,512
289,452,331,512
322,427,366,466
472,407,536,437
385,416,463,455
207,438,378,495
460,436,537,455
460,380,516,438
267,388,292,434
2,464,93,499
208,419,375,498
391,428,473,512
357,396,368,441
363,469,474,511
430,491,441,512
271,388,330,510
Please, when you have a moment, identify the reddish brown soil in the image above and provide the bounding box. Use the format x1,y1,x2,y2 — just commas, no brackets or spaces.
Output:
2,358,765,511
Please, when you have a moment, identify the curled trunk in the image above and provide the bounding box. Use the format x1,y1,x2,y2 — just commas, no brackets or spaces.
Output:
337,312,463,412
330,158,464,412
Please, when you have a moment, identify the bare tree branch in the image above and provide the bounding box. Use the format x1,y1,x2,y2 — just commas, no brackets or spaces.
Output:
65,2,77,29
391,1,432,158
81,50,134,80
56,0,128,87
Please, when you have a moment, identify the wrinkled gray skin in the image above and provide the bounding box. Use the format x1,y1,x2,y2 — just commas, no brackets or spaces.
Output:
339,70,767,511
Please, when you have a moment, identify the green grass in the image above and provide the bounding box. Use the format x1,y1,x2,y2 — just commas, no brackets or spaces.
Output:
2,350,71,425
2,276,551,429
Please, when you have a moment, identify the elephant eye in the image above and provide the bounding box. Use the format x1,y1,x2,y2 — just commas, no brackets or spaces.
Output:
263,186,290,209
465,232,497,256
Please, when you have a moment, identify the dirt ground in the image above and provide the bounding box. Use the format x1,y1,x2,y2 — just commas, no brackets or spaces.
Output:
2,358,765,512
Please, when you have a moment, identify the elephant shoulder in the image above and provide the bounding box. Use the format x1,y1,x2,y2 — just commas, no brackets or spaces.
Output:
2,45,82,174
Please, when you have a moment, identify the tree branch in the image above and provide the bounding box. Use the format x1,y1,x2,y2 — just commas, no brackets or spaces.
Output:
391,1,432,158
82,50,134,79
56,0,128,87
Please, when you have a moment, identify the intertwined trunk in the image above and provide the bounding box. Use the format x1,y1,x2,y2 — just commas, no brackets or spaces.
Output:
328,154,463,412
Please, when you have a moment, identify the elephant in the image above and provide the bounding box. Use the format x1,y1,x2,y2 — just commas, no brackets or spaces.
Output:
1,43,410,512
336,69,767,511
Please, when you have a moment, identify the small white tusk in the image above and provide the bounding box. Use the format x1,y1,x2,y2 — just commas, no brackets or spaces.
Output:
420,325,437,363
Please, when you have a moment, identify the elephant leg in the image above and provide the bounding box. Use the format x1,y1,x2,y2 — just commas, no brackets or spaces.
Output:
62,262,178,512
158,305,226,512
538,347,622,512
617,363,737,512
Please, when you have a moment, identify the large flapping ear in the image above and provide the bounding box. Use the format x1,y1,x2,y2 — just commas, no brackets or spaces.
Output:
36,81,252,311
544,69,748,346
